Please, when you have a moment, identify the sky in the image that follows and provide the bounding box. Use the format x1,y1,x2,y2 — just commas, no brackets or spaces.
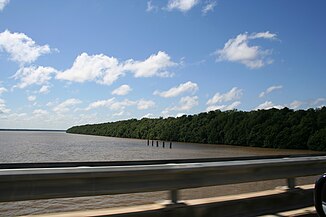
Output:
0,0,325,130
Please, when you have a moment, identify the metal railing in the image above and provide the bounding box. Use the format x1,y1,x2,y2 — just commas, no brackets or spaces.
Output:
1,155,325,203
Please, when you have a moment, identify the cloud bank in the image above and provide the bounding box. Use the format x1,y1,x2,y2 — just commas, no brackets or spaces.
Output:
56,51,177,85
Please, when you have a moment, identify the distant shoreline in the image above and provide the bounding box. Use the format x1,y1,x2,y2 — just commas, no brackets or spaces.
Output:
66,107,326,151
0,129,66,132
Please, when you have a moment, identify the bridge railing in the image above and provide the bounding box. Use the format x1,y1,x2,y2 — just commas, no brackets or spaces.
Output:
1,155,326,204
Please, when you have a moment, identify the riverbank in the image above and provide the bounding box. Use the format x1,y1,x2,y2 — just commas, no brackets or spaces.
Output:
67,107,326,151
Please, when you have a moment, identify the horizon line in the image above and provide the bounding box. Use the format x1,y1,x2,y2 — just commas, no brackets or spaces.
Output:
0,128,66,132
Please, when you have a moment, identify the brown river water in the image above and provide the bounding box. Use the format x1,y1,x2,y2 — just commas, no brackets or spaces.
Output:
0,131,321,216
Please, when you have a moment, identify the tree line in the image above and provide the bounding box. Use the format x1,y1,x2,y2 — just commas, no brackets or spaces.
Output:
67,107,326,151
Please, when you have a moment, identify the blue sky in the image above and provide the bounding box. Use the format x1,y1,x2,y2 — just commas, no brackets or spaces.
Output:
0,0,325,129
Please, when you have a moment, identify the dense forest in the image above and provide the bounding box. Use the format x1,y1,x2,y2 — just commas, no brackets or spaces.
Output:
67,107,326,151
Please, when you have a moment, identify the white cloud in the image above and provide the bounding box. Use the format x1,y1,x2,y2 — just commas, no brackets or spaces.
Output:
313,98,326,105
161,109,170,118
112,84,132,96
0,87,7,95
146,1,158,12
137,99,155,110
176,113,186,117
167,0,199,12
33,109,48,116
124,51,177,78
142,113,155,119
0,98,10,113
259,85,283,98
57,51,176,85
56,52,123,85
0,113,27,122
110,99,136,110
251,32,277,39
1,111,104,129
39,85,50,94
27,95,36,102
289,100,304,109
7,112,26,119
268,98,326,109
113,111,125,116
206,87,242,112
85,98,115,111
171,96,199,111
154,81,198,98
206,101,241,112
255,101,283,110
215,32,277,69
46,99,60,107
0,0,9,11
86,98,133,111
53,98,82,113
86,98,155,111
162,96,198,118
207,87,243,105
13,66,57,88
289,98,325,109
0,30,52,64
202,1,217,15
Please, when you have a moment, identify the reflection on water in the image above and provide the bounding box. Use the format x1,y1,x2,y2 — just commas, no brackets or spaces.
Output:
0,131,320,216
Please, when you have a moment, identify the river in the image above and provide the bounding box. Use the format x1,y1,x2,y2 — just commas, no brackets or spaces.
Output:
0,131,320,216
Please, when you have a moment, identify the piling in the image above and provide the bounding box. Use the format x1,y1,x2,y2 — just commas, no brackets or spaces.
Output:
163,141,165,148
170,142,172,149
152,140,153,146
147,139,149,146
156,141,158,147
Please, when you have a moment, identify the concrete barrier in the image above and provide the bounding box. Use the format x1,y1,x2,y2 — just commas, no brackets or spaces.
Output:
1,155,325,216
20,185,314,217
1,155,325,202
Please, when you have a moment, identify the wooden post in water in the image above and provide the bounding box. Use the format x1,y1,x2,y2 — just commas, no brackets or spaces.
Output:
147,139,149,146
156,141,158,147
170,142,172,149
163,141,165,148
152,140,153,146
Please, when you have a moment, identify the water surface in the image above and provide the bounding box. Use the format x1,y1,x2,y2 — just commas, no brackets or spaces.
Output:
0,131,319,216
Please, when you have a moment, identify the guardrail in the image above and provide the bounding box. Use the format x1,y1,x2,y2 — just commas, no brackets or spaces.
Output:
1,155,326,204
